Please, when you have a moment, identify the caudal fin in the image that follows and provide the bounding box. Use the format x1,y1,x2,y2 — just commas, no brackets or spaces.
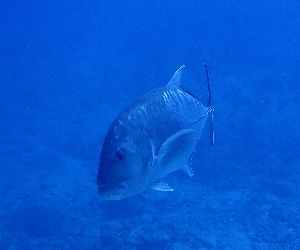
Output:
204,63,215,146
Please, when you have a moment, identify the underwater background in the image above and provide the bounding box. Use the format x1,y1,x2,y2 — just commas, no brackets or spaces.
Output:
1,0,299,249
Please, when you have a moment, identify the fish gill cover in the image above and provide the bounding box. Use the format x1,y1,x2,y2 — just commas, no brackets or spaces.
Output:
0,0,299,249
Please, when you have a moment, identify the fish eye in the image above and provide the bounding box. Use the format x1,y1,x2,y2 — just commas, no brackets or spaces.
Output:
114,148,126,162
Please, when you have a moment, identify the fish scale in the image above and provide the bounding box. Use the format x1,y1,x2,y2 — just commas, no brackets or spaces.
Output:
128,87,205,130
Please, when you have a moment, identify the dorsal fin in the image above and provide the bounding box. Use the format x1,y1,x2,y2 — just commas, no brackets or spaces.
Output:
167,65,185,86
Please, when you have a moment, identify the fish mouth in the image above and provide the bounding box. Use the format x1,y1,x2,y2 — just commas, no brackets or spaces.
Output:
97,183,127,200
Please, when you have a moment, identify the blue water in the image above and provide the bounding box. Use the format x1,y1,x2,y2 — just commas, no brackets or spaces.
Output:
1,0,299,249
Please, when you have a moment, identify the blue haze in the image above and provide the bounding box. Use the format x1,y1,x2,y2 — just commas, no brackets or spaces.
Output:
0,0,299,249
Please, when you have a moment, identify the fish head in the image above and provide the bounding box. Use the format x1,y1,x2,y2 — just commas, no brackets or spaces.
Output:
97,119,152,200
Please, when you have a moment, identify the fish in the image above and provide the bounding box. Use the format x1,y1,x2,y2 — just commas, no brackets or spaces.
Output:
97,65,214,200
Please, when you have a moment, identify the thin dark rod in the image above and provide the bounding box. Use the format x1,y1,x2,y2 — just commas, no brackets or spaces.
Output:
204,63,214,146
204,63,212,106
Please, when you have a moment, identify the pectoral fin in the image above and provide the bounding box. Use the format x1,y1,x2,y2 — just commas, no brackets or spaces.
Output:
183,164,194,177
151,181,174,192
155,129,197,169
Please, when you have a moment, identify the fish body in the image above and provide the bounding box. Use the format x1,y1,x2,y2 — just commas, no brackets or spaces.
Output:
98,66,209,200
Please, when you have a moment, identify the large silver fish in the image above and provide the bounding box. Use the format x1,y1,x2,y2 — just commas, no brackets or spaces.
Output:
97,65,214,200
